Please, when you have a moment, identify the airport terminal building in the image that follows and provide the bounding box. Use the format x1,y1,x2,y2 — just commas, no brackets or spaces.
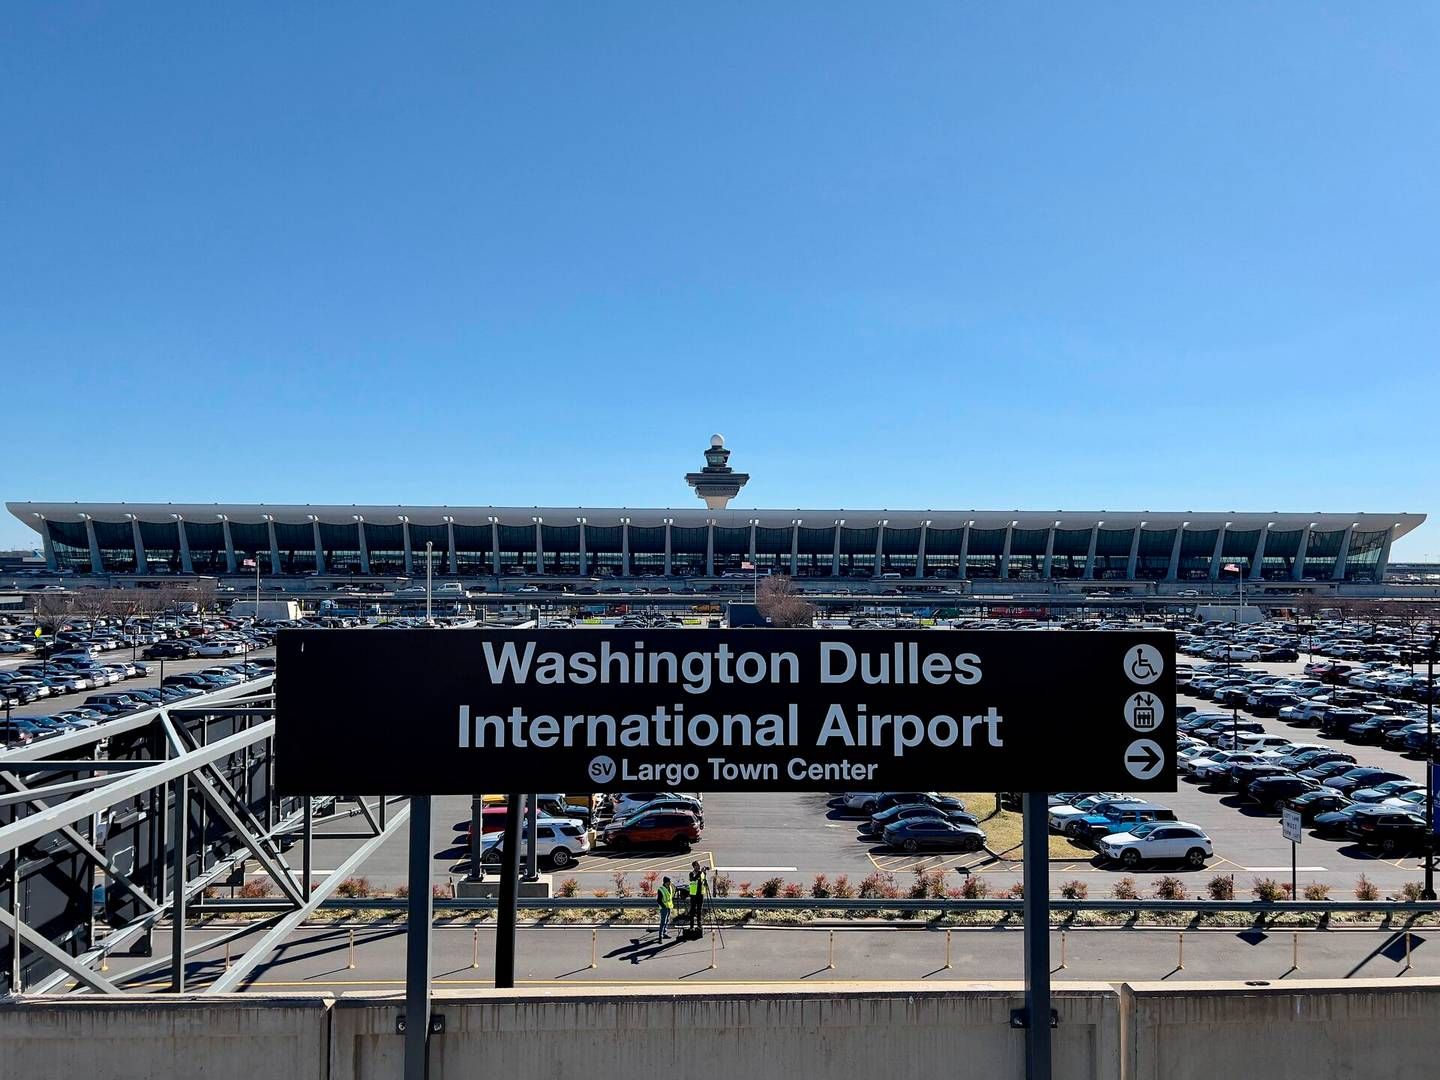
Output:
6,503,1423,585
6,438,1425,585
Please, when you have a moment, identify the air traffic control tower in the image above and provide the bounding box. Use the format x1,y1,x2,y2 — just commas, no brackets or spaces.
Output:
684,434,750,509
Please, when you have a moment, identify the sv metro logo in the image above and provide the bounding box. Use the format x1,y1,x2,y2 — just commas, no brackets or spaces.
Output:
587,755,617,783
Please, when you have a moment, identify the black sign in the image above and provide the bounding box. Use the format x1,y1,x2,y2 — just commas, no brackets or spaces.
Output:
275,629,1175,795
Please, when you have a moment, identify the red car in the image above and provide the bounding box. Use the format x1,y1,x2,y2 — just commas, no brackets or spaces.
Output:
599,810,700,850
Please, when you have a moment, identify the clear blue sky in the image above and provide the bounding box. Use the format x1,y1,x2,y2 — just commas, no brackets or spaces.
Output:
2,4,1436,558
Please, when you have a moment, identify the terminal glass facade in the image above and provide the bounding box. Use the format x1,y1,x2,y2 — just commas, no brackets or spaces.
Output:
923,527,964,578
1135,528,1176,580
1049,528,1090,579
1343,530,1388,582
1259,529,1303,580
450,524,490,575
966,528,1005,578
1007,528,1048,579
138,520,183,573
1178,529,1218,580
46,520,92,573
183,521,226,573
230,522,271,573
1303,529,1345,580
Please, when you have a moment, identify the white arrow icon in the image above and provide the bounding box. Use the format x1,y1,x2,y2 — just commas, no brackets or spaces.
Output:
1124,739,1165,781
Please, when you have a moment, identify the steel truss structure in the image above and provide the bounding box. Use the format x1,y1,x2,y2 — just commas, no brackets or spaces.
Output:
0,675,407,995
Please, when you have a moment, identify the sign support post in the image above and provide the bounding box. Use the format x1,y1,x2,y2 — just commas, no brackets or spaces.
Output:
1282,807,1303,901
403,795,433,1080
495,793,522,988
1018,790,1053,1080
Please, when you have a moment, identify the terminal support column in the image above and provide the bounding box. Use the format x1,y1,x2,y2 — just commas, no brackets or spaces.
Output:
958,524,971,580
357,521,371,575
132,518,148,575
491,523,501,576
446,522,458,575
221,519,237,575
1332,525,1354,582
1207,527,1226,582
267,520,281,576
915,523,927,579
1081,525,1098,580
830,524,841,577
1292,526,1311,581
999,523,1014,580
874,522,886,576
1165,526,1184,582
790,524,799,577
534,522,545,575
705,523,714,578
1041,527,1055,580
1125,526,1141,581
40,519,57,572
621,522,631,577
578,522,588,577
664,523,672,577
402,521,414,577
84,516,103,575
1249,526,1269,582
177,519,193,575
311,520,325,574
1375,527,1395,581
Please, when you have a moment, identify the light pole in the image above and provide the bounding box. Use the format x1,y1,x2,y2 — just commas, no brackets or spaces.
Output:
1228,643,1239,751
1424,640,1436,900
425,541,433,625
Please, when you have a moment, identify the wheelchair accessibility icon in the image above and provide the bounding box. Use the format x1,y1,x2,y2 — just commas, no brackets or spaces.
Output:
1123,644,1163,685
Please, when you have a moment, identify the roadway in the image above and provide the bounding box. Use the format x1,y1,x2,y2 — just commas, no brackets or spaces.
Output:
102,921,1439,992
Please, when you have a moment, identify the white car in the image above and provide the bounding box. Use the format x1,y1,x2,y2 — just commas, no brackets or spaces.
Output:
1047,794,1126,832
479,821,590,870
1188,751,1260,781
1097,821,1213,869
193,642,244,657
517,584,540,593
607,791,703,819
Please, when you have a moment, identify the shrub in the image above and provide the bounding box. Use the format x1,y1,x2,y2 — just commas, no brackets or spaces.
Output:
759,876,786,898
237,880,273,899
1355,874,1380,901
1252,878,1285,902
1152,876,1188,901
394,884,410,899
558,878,580,898
1111,877,1140,900
1005,882,1024,900
1206,875,1235,900
1059,880,1088,900
781,882,805,899
590,888,609,898
1399,881,1425,902
909,868,946,899
858,871,899,899
611,872,632,898
713,874,733,897
639,871,659,895
959,875,990,899
738,881,753,898
432,884,451,899
335,876,372,898
810,874,832,899
831,874,857,899
945,886,966,899
1302,882,1331,901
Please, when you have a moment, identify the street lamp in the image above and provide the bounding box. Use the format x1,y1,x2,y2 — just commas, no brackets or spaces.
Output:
1424,638,1436,900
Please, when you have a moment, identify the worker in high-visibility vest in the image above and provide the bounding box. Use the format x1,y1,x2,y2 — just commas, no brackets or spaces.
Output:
686,860,709,932
656,876,675,940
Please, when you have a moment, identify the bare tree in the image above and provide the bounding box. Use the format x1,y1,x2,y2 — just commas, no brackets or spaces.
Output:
190,577,218,614
30,593,72,667
755,575,816,628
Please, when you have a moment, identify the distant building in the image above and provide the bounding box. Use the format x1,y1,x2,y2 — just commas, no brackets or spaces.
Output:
5,439,1424,583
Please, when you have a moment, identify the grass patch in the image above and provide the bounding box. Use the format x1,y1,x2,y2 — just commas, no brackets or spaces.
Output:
950,793,1090,860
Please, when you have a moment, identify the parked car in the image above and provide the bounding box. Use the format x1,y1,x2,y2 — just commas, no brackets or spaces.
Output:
599,810,701,850
1348,779,1425,805
1244,775,1318,811
881,817,986,853
1095,821,1212,868
1322,768,1409,796
1285,790,1355,825
479,821,590,869
860,803,980,838
1343,807,1431,853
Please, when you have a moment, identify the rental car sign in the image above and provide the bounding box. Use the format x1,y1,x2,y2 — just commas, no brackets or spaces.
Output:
275,629,1176,795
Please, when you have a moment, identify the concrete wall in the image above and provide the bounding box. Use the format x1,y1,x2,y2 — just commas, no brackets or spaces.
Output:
0,994,331,1080
3,980,1438,1080
1124,978,1440,1080
333,983,1121,1080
